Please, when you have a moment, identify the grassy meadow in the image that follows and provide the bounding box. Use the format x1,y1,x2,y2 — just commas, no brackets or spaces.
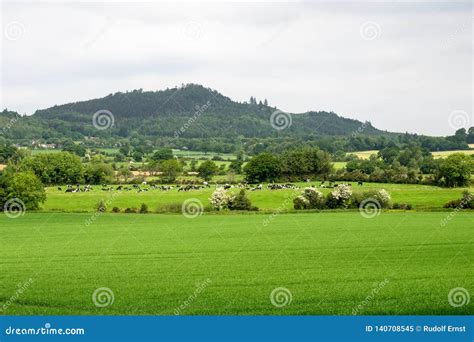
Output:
42,182,471,212
1,212,472,315
2,150,473,316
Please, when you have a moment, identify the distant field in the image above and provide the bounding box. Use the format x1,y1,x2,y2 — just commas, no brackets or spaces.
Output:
173,149,237,160
42,182,471,212
29,148,62,155
347,150,379,159
432,150,474,159
1,212,471,315
333,162,346,170
349,149,474,160
96,148,119,154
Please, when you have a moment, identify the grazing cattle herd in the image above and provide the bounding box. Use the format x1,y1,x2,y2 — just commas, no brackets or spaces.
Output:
57,181,364,193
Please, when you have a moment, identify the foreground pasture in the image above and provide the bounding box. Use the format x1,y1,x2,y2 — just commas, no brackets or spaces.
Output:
1,212,472,315
42,182,471,212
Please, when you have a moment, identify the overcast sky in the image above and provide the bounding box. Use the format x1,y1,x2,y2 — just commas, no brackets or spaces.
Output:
1,1,472,136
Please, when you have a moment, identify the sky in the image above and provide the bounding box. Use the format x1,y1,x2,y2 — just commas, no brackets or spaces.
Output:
1,1,472,136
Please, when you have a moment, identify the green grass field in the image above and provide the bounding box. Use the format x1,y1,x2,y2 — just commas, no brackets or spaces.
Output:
173,149,236,160
1,212,472,315
42,182,471,212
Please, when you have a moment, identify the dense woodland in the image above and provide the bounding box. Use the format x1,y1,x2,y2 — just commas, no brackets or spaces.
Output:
0,84,472,155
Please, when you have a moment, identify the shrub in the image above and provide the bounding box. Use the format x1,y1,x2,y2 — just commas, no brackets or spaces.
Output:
139,203,149,213
392,203,412,210
326,184,352,209
293,188,325,209
303,188,325,209
111,206,121,213
155,203,182,213
96,200,107,212
229,190,254,211
124,207,137,213
293,195,310,210
443,200,462,209
350,189,391,209
374,189,392,208
210,187,232,210
3,171,46,210
443,191,474,209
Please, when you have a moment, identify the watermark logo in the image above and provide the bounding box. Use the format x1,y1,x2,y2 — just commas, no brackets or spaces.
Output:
270,287,292,308
174,101,211,138
1,115,20,135
448,110,471,130
181,198,203,218
448,287,470,308
359,198,381,219
92,109,114,130
92,287,114,308
360,21,382,41
0,278,34,313
4,198,26,218
4,21,25,41
85,192,120,226
181,21,203,40
174,278,212,315
440,192,472,228
270,110,292,131
352,278,389,315
351,121,370,138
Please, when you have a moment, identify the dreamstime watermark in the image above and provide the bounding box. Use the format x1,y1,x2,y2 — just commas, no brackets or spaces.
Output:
445,17,474,47
351,121,370,138
174,278,212,315
270,287,292,308
448,287,470,308
3,198,26,218
85,192,120,226
92,287,114,308
181,21,204,40
270,110,292,131
359,198,382,219
263,189,300,227
92,109,114,130
5,323,85,336
359,21,381,41
0,278,34,313
440,192,472,228
174,101,211,138
181,198,204,218
352,278,389,315
4,21,25,41
448,110,471,130
83,16,115,49
1,115,20,135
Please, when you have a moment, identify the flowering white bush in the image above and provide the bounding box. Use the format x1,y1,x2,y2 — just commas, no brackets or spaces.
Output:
209,187,232,210
304,187,325,208
375,189,391,208
330,184,352,201
293,188,325,209
304,187,323,200
293,195,310,210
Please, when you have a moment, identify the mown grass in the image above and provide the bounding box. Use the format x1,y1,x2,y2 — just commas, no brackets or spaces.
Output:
42,182,471,212
0,212,471,315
